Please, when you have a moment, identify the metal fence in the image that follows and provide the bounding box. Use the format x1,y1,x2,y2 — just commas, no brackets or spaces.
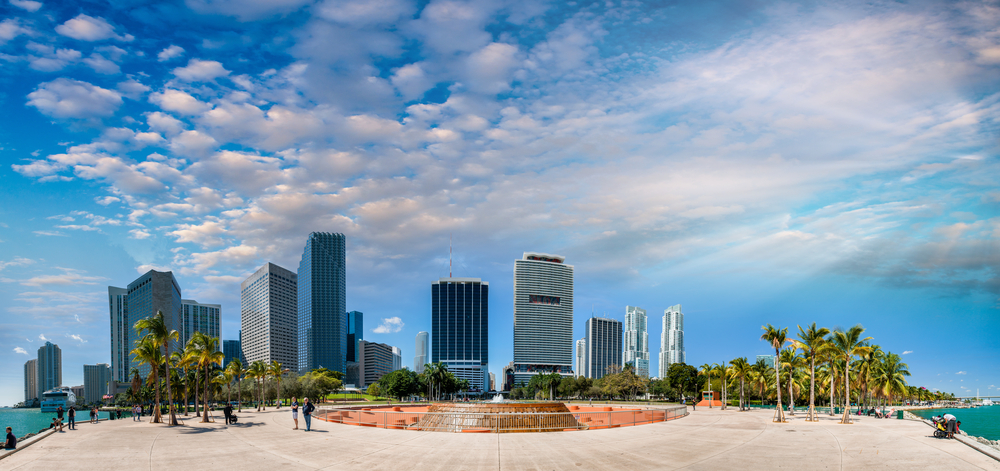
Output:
316,405,688,433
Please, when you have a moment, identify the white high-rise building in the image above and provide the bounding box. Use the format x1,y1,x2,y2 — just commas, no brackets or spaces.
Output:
660,304,685,377
241,263,298,372
513,253,574,386
414,331,428,373
624,306,649,377
392,346,402,371
108,287,130,383
575,338,586,378
37,341,62,399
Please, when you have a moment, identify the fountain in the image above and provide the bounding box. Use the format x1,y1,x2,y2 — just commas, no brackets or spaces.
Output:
417,402,579,433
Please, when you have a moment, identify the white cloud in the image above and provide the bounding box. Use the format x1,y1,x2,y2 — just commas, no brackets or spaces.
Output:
149,89,211,115
373,316,404,333
9,0,42,12
27,78,123,119
956,371,967,375
38,334,48,341
0,18,30,45
20,268,107,287
0,256,34,272
95,196,121,205
173,59,229,82
83,53,120,74
157,45,184,62
902,350,913,355
65,333,87,343
13,346,28,355
33,230,67,237
55,14,129,42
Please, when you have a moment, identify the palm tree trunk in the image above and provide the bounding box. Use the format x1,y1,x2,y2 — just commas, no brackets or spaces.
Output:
153,370,162,423
774,350,784,422
841,360,851,424
237,375,242,412
202,364,210,422
788,373,795,415
194,370,200,417
165,346,177,426
828,362,836,416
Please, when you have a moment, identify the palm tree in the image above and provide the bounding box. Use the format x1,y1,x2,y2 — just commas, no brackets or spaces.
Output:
269,361,286,408
249,361,267,410
130,338,165,423
698,363,713,407
760,324,789,422
171,348,197,416
873,352,910,408
750,359,770,407
134,310,180,425
226,359,244,412
729,357,751,411
828,325,873,424
779,348,804,416
221,362,237,406
192,333,225,422
793,323,830,422
423,362,448,400
713,363,728,410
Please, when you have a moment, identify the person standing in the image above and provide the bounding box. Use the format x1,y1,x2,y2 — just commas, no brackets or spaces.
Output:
67,406,76,430
291,397,299,430
4,427,16,450
302,397,315,432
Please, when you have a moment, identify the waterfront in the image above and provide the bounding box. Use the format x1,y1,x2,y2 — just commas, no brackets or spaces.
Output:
0,409,110,437
910,406,1000,441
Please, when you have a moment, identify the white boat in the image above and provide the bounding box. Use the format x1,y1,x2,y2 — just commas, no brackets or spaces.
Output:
40,387,76,412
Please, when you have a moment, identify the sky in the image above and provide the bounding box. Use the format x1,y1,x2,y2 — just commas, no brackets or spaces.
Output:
0,0,998,406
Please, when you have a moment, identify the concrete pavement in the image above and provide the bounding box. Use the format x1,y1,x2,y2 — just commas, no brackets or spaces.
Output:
2,406,997,470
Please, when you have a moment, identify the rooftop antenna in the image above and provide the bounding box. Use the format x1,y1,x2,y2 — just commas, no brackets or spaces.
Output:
449,233,452,278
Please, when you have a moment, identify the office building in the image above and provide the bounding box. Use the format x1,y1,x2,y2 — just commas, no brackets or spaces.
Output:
432,277,489,392
502,362,514,391
512,253,573,385
241,262,298,372
83,363,111,404
757,354,776,368
223,339,242,367
108,286,130,383
114,270,182,379
357,340,393,388
392,346,402,371
660,304,685,377
624,306,649,377
489,372,495,391
347,311,363,362
576,338,586,378
585,317,622,380
414,331,428,373
70,385,85,400
24,359,37,404
298,232,347,373
37,341,61,399
181,299,221,346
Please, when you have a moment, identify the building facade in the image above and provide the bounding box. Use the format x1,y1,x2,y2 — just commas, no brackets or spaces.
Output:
241,262,298,372
431,277,489,392
108,286,129,383
357,340,394,388
414,331,428,373
391,346,402,371
660,304,685,378
37,341,61,399
181,299,221,346
756,354,775,368
575,338,586,378
624,306,649,377
346,311,363,363
122,270,183,379
585,317,622,380
223,339,242,368
83,363,111,404
512,253,574,385
298,232,347,374
24,359,37,404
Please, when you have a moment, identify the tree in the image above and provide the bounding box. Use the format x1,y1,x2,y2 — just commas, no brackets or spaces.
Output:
134,310,181,425
377,369,419,400
873,352,909,408
779,348,804,415
729,358,751,411
698,364,713,407
793,323,830,421
130,338,166,423
760,324,789,423
226,359,244,412
665,363,699,400
300,370,342,402
190,333,225,422
366,383,382,398
829,324,873,424
269,361,286,408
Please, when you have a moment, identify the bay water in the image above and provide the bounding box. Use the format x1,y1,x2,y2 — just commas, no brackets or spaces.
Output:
909,406,1000,441
0,408,111,437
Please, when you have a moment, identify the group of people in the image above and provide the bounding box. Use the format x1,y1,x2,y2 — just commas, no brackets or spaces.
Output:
859,407,895,418
933,413,961,438
289,397,315,431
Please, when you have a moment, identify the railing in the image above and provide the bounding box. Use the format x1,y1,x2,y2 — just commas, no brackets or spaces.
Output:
316,405,688,433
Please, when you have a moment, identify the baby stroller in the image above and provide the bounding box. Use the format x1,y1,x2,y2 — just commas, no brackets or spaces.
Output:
931,416,948,438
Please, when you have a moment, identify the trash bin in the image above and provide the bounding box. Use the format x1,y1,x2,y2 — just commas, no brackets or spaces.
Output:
835,407,840,414
897,410,904,419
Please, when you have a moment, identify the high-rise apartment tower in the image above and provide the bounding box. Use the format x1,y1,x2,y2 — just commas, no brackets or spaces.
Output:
24,359,37,404
512,253,574,385
660,304,684,377
585,317,622,380
37,341,61,398
575,338,586,378
624,306,649,377
414,331,428,373
241,263,298,371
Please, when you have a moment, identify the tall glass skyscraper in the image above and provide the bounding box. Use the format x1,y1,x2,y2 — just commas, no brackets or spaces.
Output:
585,317,622,380
298,232,347,374
575,338,586,378
660,304,685,377
414,331,428,373
181,299,221,346
37,341,61,398
112,270,182,380
624,306,649,377
512,252,573,386
346,311,363,363
242,263,298,371
108,286,129,383
432,277,489,392
223,339,242,367
83,363,111,404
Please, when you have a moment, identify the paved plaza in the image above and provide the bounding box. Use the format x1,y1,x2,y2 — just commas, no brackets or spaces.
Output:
2,406,998,470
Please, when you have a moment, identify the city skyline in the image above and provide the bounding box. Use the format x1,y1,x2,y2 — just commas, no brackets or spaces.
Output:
1,0,998,405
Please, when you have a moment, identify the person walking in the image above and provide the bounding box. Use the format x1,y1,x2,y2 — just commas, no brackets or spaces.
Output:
291,397,300,430
302,397,315,432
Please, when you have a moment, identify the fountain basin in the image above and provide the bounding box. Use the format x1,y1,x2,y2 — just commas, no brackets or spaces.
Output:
418,402,578,433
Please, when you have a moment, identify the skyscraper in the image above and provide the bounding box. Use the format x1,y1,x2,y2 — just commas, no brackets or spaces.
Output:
37,341,61,398
660,304,685,377
181,299,221,346
624,306,649,377
298,232,347,374
575,338,586,378
83,363,111,404
585,317,622,379
513,253,573,386
432,277,489,392
357,340,393,388
24,359,37,404
391,346,402,371
223,339,242,367
108,286,129,383
241,262,298,372
347,311,363,362
113,270,182,379
414,331,428,373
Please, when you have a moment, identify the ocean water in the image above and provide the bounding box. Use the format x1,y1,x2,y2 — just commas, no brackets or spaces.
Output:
0,409,111,437
909,406,1000,441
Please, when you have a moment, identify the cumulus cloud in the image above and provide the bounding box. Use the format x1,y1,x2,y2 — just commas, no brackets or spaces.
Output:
0,18,30,45
373,316,404,333
55,14,130,42
902,350,913,355
95,196,121,205
27,78,123,119
65,333,87,343
38,334,48,341
9,0,42,12
19,268,107,287
157,45,185,62
173,59,229,81
149,89,211,115
13,346,28,355
129,229,151,239
0,256,34,272
956,371,967,375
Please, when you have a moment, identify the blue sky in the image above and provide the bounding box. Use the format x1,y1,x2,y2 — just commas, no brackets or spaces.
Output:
1,0,998,406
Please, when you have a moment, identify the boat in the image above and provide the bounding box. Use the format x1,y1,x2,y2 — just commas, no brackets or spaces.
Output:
40,387,76,412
